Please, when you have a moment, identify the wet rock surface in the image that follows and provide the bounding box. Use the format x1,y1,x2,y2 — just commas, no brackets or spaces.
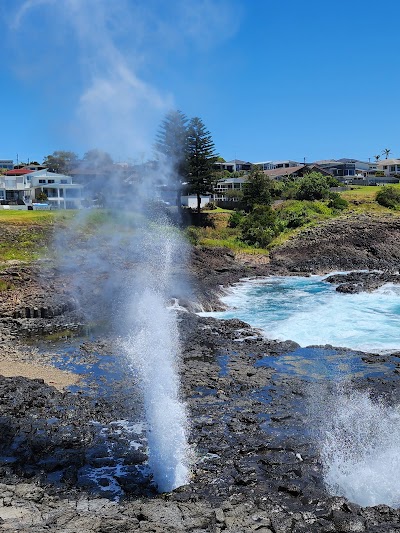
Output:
0,214,400,530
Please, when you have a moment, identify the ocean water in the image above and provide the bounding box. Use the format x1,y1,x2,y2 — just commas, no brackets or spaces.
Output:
200,275,400,353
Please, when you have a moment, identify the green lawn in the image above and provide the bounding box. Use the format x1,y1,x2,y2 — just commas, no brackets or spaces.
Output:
0,210,76,263
341,184,400,201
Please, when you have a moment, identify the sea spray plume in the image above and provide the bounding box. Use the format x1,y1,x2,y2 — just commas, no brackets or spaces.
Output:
123,222,191,492
52,157,192,493
308,382,400,507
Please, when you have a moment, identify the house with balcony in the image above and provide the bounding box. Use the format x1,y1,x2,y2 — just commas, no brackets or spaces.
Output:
0,168,33,203
213,176,247,202
313,159,357,180
29,170,84,209
377,159,400,178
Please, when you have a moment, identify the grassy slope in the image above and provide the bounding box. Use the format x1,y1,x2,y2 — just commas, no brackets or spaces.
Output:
195,186,400,253
0,211,74,263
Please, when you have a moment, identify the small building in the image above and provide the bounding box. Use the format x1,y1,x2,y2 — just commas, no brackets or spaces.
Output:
0,160,14,170
181,195,212,209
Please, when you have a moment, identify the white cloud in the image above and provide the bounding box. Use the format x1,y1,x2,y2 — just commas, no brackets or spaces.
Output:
11,0,54,29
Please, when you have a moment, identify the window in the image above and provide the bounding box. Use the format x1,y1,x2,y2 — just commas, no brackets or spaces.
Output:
39,179,46,184
48,179,55,184
390,166,396,172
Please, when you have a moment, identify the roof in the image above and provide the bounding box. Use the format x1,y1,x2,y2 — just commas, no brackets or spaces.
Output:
377,158,400,165
263,164,333,180
5,168,34,176
225,159,252,165
263,165,305,179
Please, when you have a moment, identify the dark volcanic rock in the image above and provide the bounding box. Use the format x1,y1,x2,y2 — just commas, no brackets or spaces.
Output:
1,214,400,530
269,214,400,274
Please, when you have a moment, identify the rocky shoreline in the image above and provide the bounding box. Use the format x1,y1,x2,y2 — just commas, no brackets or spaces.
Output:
0,214,399,531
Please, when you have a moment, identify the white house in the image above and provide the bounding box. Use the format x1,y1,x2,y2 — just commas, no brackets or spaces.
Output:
29,170,84,209
377,158,400,177
0,169,84,209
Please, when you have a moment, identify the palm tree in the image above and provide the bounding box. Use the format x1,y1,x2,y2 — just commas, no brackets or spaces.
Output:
382,148,391,159
374,154,381,162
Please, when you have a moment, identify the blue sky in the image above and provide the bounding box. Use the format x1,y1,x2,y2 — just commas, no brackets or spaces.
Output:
1,0,399,165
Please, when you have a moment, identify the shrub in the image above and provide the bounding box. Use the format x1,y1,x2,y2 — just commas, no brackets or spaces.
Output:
239,205,280,248
376,186,400,208
185,226,202,245
228,210,245,228
326,176,341,187
328,192,348,210
225,189,244,201
295,172,330,201
276,200,334,229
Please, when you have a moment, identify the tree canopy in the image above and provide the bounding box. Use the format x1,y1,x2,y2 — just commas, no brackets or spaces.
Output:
82,149,114,168
242,167,273,210
185,117,218,213
42,151,78,174
295,172,330,201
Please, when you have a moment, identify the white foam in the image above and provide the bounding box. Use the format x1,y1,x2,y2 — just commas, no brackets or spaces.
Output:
313,384,400,507
200,276,400,353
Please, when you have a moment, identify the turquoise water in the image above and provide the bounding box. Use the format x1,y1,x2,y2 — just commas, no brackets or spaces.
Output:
200,276,400,353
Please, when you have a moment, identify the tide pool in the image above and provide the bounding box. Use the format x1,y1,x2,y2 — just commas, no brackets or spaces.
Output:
200,275,400,353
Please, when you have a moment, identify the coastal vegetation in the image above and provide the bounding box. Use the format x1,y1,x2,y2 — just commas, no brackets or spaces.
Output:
376,185,400,209
187,178,400,252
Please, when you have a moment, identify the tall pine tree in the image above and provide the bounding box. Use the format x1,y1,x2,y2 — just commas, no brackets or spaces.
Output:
186,117,218,213
155,110,188,183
